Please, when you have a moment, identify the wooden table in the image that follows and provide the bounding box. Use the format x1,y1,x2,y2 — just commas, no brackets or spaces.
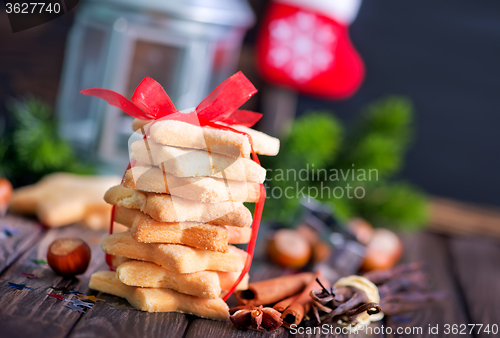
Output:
0,214,498,338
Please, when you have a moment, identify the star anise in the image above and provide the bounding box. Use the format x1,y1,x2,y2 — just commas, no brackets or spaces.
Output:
230,305,283,331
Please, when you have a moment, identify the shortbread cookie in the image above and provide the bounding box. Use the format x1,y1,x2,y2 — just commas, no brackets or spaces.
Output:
225,124,280,157
130,140,266,183
227,225,251,244
116,260,249,299
89,271,229,320
115,207,250,251
115,207,228,252
104,185,252,227
123,165,260,203
10,173,120,228
111,255,130,268
102,231,247,273
130,220,251,247
132,119,280,158
111,257,249,291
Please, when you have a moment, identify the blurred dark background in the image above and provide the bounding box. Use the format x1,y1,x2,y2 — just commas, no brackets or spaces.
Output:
294,0,500,208
1,0,499,207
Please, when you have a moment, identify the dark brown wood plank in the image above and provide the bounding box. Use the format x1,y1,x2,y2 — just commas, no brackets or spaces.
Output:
0,224,106,338
385,232,471,338
68,282,189,338
449,236,500,337
70,260,284,338
0,214,44,274
431,197,500,239
351,322,385,338
285,322,381,338
208,263,353,338
185,318,289,338
185,263,289,338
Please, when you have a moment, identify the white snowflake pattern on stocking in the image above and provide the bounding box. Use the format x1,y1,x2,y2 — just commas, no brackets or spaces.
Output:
267,11,338,83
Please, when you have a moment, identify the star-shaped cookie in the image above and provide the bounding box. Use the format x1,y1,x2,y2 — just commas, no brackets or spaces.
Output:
10,173,120,229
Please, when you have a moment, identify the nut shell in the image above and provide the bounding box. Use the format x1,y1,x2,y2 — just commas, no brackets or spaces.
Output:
361,228,403,271
47,237,91,276
0,177,13,215
267,229,311,269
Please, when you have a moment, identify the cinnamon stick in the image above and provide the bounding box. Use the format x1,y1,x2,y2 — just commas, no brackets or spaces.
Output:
281,302,312,329
234,272,313,306
273,294,299,312
278,271,330,329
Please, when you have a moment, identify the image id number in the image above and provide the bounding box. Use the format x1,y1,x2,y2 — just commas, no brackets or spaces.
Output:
444,324,498,335
5,2,61,14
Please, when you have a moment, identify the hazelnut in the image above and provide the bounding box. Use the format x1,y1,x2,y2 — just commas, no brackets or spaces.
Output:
47,237,91,276
361,228,403,271
267,229,311,269
0,177,13,216
348,217,374,245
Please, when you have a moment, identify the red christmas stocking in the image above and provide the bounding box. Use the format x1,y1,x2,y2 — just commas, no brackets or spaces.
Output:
256,0,364,99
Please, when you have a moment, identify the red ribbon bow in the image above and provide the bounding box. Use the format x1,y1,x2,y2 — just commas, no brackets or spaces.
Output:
81,72,266,301
81,71,262,128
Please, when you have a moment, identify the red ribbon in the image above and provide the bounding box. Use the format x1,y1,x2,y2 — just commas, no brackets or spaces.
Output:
223,184,266,301
81,71,262,127
82,72,265,301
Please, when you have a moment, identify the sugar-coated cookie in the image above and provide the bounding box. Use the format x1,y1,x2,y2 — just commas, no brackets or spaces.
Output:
104,185,252,227
130,140,266,183
89,271,229,320
132,119,279,158
10,173,120,228
115,207,251,251
123,165,260,203
116,260,248,299
114,207,228,252
101,231,247,273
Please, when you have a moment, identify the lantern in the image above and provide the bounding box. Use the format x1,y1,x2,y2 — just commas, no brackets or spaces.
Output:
56,0,254,172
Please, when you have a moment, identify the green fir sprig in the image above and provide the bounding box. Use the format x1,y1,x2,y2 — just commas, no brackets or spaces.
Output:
261,97,429,230
0,96,94,186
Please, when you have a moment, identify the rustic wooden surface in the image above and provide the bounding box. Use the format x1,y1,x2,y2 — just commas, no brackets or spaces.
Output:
385,233,471,338
448,237,500,338
0,214,498,338
430,197,500,239
0,215,43,274
0,223,106,338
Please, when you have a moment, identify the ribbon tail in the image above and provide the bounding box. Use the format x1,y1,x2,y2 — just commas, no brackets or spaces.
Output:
223,184,266,301
81,88,152,120
105,204,117,271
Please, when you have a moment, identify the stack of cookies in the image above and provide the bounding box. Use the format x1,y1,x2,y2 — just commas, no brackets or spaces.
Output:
90,118,279,320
